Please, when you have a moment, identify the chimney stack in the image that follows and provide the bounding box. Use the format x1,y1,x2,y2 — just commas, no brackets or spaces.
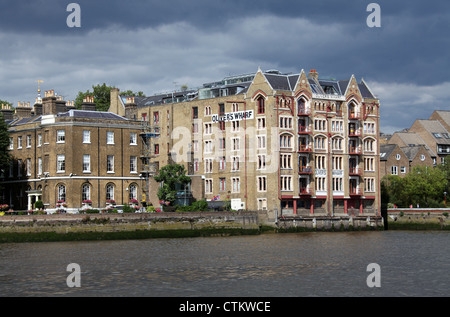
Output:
0,103,14,121
14,101,32,119
308,69,319,81
33,97,43,116
81,95,96,111
125,96,137,120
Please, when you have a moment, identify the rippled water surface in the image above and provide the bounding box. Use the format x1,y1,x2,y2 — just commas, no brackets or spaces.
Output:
0,231,448,296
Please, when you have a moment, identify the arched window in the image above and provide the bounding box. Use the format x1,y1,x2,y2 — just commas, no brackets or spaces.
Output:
314,136,327,151
280,134,293,149
298,98,306,114
82,183,91,201
57,184,66,202
257,96,265,114
106,184,115,201
129,184,138,201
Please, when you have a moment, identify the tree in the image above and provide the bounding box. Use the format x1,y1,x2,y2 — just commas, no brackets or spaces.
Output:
153,164,191,205
74,84,146,112
74,83,112,112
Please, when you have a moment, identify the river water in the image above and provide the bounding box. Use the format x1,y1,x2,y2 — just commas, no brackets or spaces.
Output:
0,231,448,297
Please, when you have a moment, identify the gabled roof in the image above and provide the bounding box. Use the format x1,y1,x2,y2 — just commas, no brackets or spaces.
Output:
380,144,397,161
415,119,450,145
389,132,437,157
400,145,426,161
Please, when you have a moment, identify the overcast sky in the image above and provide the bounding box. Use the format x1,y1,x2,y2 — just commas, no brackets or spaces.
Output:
0,0,449,133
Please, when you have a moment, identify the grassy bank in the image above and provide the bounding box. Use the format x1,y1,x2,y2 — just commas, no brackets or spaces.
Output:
387,222,450,231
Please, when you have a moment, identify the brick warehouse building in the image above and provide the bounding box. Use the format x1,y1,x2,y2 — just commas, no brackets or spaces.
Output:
2,68,381,217
110,68,381,218
1,91,143,213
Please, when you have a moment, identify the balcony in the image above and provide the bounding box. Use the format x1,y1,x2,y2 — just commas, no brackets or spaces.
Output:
348,112,361,120
349,167,362,175
348,128,361,137
298,144,313,153
298,126,312,134
349,146,362,155
299,166,313,174
349,187,362,196
297,107,311,116
299,186,312,196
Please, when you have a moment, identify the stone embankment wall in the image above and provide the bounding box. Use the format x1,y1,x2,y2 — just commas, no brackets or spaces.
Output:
387,208,450,229
276,215,384,230
0,212,263,234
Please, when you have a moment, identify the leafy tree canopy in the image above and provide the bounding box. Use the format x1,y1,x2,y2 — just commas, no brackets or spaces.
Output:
74,84,145,112
154,164,191,205
0,112,11,177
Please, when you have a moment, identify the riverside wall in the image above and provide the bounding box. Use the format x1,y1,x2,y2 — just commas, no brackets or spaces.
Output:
387,208,450,229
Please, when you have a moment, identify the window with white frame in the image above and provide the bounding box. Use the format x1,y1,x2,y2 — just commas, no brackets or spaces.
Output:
193,158,199,172
331,120,344,133
83,154,90,173
82,184,91,201
232,137,240,151
205,179,213,194
232,121,240,132
129,184,138,201
332,156,343,170
26,158,31,176
333,177,343,192
107,131,114,144
315,155,326,169
401,166,406,174
391,165,398,175
38,157,42,176
107,155,114,173
315,177,326,192
314,119,327,132
280,153,292,169
257,198,268,210
57,155,65,172
257,176,267,192
280,116,293,129
26,135,31,148
204,123,212,135
204,140,213,153
219,177,226,192
257,135,266,150
257,117,266,130
364,177,376,192
219,156,226,170
56,130,65,143
364,157,375,171
57,184,66,202
130,156,137,173
130,132,137,145
205,158,213,173
332,137,343,151
314,136,326,151
9,137,13,150
37,134,42,146
257,154,266,170
363,139,375,152
106,184,114,200
231,177,240,193
17,136,22,149
280,176,293,191
280,134,293,149
363,122,376,134
83,130,91,143
232,156,240,171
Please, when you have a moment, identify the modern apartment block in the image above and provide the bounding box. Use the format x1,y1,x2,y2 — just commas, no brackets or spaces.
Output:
2,91,143,212
110,68,381,217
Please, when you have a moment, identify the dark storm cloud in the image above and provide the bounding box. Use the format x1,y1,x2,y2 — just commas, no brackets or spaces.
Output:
0,0,449,133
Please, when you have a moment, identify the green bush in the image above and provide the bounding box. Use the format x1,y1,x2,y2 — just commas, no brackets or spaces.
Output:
122,204,134,213
35,200,44,210
85,209,100,214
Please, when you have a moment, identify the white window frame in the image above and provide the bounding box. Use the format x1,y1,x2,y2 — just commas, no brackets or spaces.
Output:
56,130,65,143
83,154,91,173
107,131,114,145
83,130,91,144
57,155,65,173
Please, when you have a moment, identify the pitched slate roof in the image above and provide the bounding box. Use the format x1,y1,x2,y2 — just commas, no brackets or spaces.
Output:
58,109,128,120
380,144,397,161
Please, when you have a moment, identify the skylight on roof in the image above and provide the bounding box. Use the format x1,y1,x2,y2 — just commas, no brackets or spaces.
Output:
432,133,442,138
